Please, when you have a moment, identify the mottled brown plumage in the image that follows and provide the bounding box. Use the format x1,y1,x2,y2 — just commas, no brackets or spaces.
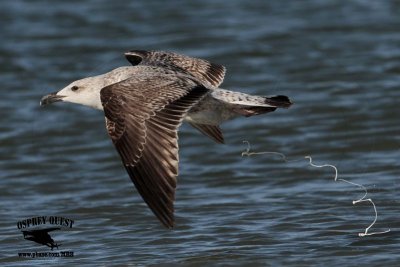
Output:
125,50,226,88
40,50,292,229
101,72,209,228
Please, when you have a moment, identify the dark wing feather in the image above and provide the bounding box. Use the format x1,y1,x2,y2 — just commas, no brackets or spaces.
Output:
188,123,224,144
101,73,209,228
124,50,226,88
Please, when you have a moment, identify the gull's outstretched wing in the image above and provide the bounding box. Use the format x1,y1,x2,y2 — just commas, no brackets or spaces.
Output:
188,123,224,144
124,50,226,88
100,70,209,228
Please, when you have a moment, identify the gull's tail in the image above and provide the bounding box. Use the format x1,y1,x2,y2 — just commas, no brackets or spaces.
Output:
211,89,293,117
189,90,293,143
264,95,292,108
232,95,292,117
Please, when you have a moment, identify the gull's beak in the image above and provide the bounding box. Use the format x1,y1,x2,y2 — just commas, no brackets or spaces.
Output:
40,92,65,106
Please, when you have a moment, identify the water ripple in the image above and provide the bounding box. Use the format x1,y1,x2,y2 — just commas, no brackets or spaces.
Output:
1,0,399,266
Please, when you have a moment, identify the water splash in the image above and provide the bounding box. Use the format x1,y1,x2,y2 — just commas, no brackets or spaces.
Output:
242,141,390,237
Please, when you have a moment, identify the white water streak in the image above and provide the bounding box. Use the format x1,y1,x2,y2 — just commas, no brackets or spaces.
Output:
242,141,390,237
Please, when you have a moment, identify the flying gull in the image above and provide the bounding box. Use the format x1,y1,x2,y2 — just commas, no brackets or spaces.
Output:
40,50,292,228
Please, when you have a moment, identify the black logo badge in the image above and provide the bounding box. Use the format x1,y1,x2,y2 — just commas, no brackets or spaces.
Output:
17,216,74,259
22,227,61,250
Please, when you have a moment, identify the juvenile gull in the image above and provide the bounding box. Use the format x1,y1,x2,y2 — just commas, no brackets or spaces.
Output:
40,50,292,228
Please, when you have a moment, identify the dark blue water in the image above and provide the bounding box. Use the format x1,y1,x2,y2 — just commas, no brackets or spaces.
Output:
1,0,399,266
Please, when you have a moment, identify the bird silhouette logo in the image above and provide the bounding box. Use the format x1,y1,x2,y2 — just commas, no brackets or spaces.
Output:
22,227,61,250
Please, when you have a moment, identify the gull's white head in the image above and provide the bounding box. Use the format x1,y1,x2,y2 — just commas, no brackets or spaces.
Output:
40,67,135,110
41,75,106,110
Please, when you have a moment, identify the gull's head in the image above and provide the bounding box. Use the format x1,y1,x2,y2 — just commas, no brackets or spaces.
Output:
40,75,106,110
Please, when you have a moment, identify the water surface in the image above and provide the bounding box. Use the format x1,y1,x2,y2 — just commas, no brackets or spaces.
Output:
0,0,399,266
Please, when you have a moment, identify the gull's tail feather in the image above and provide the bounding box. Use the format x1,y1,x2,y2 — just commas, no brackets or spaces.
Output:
231,95,293,117
264,95,292,108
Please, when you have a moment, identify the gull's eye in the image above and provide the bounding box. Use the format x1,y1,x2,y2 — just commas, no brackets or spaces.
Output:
71,85,79,92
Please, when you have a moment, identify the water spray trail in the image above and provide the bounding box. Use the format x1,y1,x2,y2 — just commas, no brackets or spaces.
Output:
242,141,390,237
